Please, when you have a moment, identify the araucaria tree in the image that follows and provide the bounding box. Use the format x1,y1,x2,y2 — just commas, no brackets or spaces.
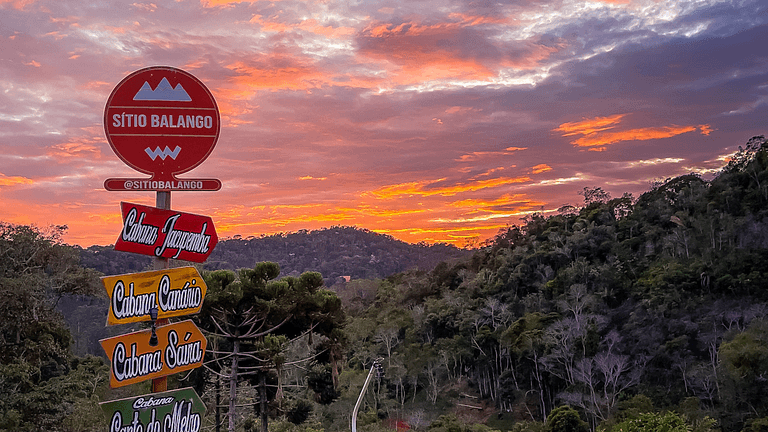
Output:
196,262,345,432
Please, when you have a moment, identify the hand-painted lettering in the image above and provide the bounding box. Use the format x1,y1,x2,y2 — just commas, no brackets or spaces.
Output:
133,396,176,410
155,216,211,259
112,342,163,382
165,330,203,370
112,280,157,319
110,410,144,432
122,207,159,245
164,399,201,432
158,275,203,313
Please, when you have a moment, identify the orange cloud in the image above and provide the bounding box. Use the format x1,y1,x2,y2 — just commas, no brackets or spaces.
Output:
211,203,352,232
555,114,713,151
447,12,509,26
0,0,36,10
250,203,323,212
226,56,325,91
445,106,469,114
246,13,355,37
80,80,113,91
457,151,509,162
375,224,510,246
357,21,498,83
201,0,259,7
573,125,700,150
298,19,356,38
229,211,353,229
475,167,508,177
0,174,34,186
554,114,626,137
350,205,427,218
457,147,527,162
130,2,158,12
248,15,291,32
58,184,536,248
500,42,561,69
48,142,102,159
379,224,507,235
369,176,531,198
531,164,551,174
449,193,537,209
222,52,379,98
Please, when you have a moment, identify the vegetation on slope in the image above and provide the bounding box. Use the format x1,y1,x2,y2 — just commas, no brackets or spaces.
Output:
80,226,470,282
5,136,768,432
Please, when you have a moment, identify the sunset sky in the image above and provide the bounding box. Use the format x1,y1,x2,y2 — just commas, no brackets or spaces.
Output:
1,0,767,248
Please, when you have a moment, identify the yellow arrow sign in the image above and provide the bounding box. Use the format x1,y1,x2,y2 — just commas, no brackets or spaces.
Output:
102,266,207,325
100,320,207,388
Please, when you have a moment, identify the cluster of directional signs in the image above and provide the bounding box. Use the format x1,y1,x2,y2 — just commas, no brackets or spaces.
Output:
100,266,209,387
98,66,222,432
99,266,209,430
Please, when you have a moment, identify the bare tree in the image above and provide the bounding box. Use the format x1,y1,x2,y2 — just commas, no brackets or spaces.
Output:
375,326,400,366
559,350,644,424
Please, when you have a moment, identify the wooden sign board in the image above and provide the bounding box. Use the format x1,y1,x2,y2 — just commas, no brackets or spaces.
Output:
102,266,207,325
100,320,206,388
100,387,205,432
115,202,218,263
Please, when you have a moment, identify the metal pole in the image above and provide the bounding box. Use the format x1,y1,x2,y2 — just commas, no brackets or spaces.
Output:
352,360,380,432
152,190,170,393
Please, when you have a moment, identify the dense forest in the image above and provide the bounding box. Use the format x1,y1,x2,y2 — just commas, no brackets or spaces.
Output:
4,136,768,432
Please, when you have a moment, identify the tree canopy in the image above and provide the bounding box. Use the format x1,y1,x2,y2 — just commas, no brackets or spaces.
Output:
0,223,105,431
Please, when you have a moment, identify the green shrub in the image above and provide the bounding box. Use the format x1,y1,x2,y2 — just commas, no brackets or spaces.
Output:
546,406,588,432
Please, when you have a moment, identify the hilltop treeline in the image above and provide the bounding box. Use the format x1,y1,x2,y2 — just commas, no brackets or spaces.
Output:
203,226,470,281
80,226,470,282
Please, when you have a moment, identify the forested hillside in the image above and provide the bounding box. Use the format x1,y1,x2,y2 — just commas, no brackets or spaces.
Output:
202,226,470,281
328,136,768,432
5,137,768,432
79,226,470,282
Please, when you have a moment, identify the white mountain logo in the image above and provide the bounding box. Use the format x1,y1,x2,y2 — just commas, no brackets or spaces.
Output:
133,78,192,102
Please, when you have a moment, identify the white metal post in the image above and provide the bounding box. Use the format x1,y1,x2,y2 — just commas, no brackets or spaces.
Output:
352,360,381,432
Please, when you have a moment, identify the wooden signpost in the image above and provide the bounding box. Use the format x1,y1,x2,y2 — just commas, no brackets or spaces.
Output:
102,266,207,325
100,320,207,388
100,66,221,426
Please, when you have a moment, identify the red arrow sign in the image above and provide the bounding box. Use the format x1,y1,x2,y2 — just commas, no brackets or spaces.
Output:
104,66,220,183
100,320,207,388
115,202,218,263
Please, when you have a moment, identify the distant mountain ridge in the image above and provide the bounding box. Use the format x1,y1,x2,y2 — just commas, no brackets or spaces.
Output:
79,226,471,282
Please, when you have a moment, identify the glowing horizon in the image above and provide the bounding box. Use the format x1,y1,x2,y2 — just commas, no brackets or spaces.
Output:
1,0,766,248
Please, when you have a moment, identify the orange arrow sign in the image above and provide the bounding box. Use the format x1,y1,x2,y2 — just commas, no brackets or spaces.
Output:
102,266,207,325
100,320,207,388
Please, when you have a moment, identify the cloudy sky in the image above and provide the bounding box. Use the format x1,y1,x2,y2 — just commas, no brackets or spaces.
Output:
1,0,767,247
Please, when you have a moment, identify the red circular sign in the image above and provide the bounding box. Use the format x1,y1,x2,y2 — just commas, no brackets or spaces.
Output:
104,66,220,181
